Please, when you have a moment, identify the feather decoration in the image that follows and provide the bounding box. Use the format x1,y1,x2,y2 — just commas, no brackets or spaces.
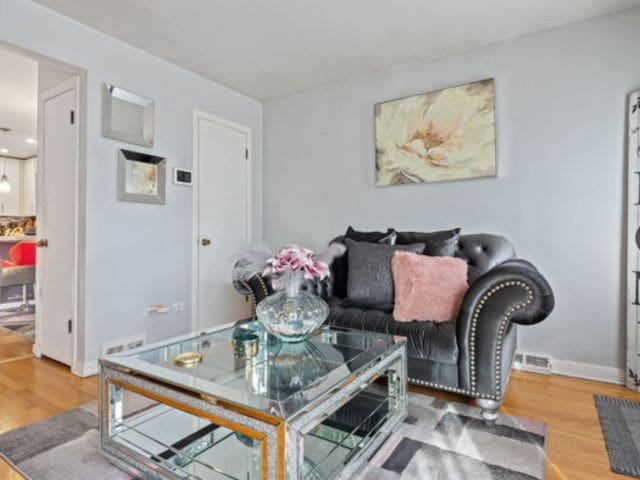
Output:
231,243,274,281
315,242,347,265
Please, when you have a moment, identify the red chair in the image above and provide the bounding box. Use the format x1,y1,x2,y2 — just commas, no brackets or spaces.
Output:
2,241,36,268
1,241,36,312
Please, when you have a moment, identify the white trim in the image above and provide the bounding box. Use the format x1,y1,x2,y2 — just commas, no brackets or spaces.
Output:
35,76,83,370
72,359,98,377
191,110,253,332
512,355,624,385
512,362,550,376
552,359,625,385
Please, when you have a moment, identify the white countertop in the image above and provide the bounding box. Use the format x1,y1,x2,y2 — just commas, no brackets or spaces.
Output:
0,236,36,242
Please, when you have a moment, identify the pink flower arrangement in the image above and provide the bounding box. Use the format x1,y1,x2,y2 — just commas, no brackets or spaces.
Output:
233,242,345,298
263,244,329,295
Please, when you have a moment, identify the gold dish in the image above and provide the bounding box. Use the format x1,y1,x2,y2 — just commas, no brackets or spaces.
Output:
173,352,203,366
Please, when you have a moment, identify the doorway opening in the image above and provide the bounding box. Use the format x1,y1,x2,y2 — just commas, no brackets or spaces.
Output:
0,42,83,371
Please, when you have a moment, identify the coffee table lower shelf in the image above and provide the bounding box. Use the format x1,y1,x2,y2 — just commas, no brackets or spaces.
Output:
100,345,407,480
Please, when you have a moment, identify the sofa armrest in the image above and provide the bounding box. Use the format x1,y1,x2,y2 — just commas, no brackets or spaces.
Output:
233,274,272,311
456,259,554,398
232,274,334,311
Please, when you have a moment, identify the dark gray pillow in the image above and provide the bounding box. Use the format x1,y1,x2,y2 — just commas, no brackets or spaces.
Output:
330,228,397,299
395,228,460,257
345,238,425,306
345,226,397,244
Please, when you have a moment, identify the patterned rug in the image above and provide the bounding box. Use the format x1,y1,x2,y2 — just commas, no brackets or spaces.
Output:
0,394,546,480
595,394,640,478
0,312,35,341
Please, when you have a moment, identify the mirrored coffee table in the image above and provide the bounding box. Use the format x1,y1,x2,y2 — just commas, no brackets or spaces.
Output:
99,321,407,480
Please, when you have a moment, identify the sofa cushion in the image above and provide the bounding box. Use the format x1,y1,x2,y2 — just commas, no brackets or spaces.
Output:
392,252,468,323
345,238,424,306
330,227,397,299
326,298,459,364
395,228,460,257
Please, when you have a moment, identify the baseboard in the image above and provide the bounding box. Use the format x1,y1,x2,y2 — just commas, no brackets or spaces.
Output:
512,354,624,385
512,361,551,376
72,359,99,377
71,353,624,383
552,359,625,385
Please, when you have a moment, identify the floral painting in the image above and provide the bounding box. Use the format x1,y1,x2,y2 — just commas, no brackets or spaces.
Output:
375,78,496,186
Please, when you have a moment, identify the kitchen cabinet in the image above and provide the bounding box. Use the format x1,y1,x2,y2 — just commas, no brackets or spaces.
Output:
0,157,37,216
0,159,22,215
22,157,36,215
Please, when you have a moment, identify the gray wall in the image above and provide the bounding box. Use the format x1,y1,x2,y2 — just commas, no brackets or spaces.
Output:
264,8,640,370
1,0,263,369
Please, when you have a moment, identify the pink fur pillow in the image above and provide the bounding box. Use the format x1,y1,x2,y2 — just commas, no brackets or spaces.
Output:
392,251,468,322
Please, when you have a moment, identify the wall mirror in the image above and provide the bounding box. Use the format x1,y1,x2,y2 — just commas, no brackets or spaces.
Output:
118,149,165,204
103,84,155,147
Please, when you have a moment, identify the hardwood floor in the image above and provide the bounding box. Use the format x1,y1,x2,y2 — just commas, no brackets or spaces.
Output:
0,356,97,480
0,329,32,364
0,357,636,479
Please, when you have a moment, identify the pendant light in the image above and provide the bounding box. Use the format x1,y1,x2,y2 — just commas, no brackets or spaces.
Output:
0,129,11,194
0,161,11,194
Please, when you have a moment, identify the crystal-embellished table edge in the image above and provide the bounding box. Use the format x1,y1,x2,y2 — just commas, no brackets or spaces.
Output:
98,323,408,480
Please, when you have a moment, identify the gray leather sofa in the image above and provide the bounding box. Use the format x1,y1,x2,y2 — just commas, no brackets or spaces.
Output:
236,232,554,421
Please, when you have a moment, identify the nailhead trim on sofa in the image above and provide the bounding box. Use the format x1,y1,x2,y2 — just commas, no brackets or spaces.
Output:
409,280,533,401
242,277,534,402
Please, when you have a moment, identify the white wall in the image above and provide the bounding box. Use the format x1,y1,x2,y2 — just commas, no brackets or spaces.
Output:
0,0,263,370
264,8,640,372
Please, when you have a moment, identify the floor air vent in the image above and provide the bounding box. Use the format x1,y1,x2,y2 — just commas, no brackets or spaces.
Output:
513,353,552,374
100,334,146,357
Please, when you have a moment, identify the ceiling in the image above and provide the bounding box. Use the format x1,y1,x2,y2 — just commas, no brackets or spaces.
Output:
33,0,640,100
0,47,38,158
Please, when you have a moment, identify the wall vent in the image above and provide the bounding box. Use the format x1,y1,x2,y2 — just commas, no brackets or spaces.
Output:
100,334,147,357
513,352,552,374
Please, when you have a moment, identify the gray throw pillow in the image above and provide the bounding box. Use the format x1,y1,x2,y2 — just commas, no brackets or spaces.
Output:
345,238,425,306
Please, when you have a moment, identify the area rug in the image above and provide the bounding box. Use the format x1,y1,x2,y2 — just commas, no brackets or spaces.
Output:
595,394,640,478
0,394,546,480
0,312,35,341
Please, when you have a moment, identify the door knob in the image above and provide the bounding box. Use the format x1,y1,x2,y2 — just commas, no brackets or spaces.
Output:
36,239,48,248
201,238,211,246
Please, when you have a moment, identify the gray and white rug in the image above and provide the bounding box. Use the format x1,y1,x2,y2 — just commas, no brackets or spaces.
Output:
0,394,546,480
595,394,640,478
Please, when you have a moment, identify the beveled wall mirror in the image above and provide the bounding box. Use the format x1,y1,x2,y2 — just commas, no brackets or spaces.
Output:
103,84,155,147
118,149,165,204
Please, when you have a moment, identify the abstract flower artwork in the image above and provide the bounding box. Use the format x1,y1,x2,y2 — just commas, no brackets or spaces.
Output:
375,78,496,186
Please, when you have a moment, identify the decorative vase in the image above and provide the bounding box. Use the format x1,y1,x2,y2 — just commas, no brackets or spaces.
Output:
255,290,329,343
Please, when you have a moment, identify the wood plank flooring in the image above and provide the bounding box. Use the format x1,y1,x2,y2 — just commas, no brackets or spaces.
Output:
0,329,32,364
0,357,636,479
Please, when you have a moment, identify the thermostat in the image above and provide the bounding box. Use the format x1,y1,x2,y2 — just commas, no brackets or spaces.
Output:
173,167,193,186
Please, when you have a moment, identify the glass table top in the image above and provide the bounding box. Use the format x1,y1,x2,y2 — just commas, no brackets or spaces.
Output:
101,321,405,420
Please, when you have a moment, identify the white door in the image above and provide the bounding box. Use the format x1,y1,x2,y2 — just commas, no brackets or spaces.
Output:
194,112,251,330
36,78,77,365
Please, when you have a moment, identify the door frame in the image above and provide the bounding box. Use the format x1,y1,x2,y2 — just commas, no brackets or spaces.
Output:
33,75,83,372
191,110,252,332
